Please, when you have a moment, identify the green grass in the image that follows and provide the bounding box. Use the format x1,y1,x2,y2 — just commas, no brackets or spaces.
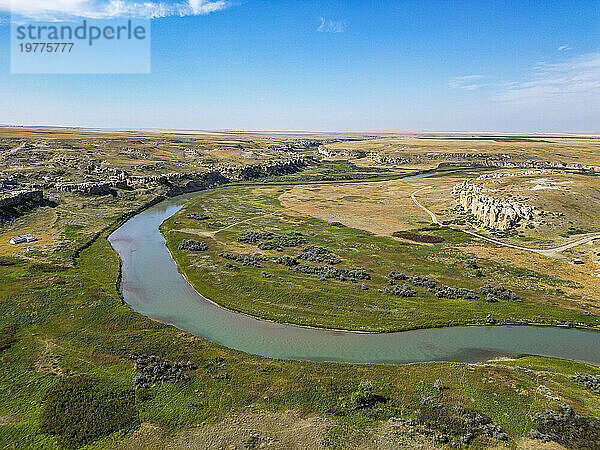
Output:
161,185,599,332
0,324,18,351
39,376,138,447
0,186,598,448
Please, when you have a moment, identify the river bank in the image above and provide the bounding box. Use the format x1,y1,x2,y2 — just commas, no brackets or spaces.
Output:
108,187,600,365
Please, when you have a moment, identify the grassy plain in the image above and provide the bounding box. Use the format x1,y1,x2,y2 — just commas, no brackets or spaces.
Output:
0,232,599,448
279,169,465,236
279,171,600,302
162,184,599,332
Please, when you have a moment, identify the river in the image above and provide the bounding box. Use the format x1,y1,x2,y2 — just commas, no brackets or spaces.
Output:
108,183,600,365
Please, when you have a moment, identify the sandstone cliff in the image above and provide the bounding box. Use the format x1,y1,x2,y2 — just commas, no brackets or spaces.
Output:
452,180,533,230
0,189,47,222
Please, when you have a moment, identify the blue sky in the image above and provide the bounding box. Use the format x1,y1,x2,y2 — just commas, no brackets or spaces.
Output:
0,0,599,132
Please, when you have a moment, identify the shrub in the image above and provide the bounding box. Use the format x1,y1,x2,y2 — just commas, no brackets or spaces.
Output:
433,285,478,299
291,264,370,281
207,221,226,228
387,284,416,297
178,239,208,251
416,398,508,444
258,232,307,250
220,253,266,267
224,262,240,271
388,271,408,281
186,213,210,220
529,404,600,448
465,260,479,269
40,376,138,447
296,245,341,265
130,354,196,388
350,381,375,410
238,231,275,243
275,255,298,266
570,373,600,394
408,275,437,289
480,285,518,301
239,230,306,249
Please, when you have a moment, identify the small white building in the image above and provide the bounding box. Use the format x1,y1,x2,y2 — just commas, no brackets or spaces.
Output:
9,234,37,245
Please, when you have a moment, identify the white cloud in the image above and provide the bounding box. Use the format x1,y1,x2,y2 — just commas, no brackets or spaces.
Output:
317,17,345,33
557,44,571,52
188,0,228,15
449,75,486,90
0,0,230,20
495,52,600,104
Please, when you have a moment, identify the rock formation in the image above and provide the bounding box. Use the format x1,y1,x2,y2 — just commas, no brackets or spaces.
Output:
0,189,47,222
476,169,549,180
443,160,599,173
367,153,411,165
453,180,533,230
0,189,43,208
57,181,128,195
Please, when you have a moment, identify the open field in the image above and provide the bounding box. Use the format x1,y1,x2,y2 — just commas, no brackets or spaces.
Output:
162,184,599,332
278,170,600,297
0,230,599,448
279,169,466,236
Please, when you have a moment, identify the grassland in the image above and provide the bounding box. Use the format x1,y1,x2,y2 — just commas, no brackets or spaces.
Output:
1,128,600,448
162,184,599,332
0,230,599,448
279,170,600,301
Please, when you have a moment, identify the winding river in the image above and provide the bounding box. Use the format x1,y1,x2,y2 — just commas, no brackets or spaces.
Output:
108,187,600,366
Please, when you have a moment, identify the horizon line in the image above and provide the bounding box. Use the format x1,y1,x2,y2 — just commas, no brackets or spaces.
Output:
1,124,599,137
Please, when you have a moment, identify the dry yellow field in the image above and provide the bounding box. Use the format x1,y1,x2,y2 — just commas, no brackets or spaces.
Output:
279,174,462,236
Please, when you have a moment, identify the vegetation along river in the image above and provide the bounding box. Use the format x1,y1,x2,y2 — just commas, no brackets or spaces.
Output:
108,186,600,365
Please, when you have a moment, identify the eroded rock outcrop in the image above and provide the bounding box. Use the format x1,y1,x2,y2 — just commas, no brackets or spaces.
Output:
0,189,43,208
476,169,549,180
57,180,128,195
0,189,47,222
211,155,311,181
453,180,533,230
367,153,411,165
443,160,599,173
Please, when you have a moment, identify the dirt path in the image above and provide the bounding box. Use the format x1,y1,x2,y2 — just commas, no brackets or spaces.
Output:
191,214,271,238
410,186,440,224
410,186,600,257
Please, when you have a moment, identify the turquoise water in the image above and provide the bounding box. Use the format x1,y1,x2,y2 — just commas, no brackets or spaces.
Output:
108,190,600,365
